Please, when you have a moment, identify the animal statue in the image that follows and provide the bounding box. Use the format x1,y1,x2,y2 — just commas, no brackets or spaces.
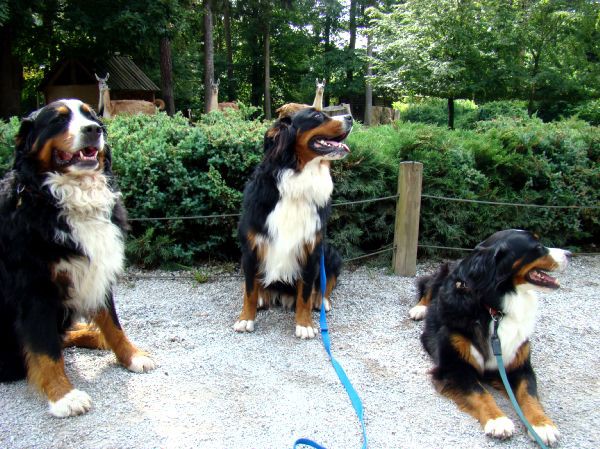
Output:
95,73,165,119
208,79,240,112
276,78,326,118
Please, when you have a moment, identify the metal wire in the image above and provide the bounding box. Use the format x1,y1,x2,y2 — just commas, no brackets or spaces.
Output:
422,194,600,210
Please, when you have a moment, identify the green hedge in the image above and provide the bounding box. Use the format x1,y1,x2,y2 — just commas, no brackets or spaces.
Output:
1,110,598,266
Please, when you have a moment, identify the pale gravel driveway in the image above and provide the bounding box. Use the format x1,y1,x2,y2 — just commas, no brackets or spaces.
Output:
0,256,598,449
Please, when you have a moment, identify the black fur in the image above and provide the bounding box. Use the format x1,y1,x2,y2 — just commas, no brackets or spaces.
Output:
414,229,568,440
238,108,344,302
0,101,127,382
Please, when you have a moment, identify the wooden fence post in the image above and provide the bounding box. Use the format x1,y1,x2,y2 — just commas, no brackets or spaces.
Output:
392,161,423,276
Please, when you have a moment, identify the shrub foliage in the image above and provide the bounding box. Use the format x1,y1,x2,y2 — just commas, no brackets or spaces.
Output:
0,109,598,266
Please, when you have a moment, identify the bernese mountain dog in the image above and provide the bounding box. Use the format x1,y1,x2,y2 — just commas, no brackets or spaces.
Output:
409,229,570,446
0,99,155,417
234,107,352,339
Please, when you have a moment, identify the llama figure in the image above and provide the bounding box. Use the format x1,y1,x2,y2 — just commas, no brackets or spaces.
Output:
95,73,165,119
276,78,327,118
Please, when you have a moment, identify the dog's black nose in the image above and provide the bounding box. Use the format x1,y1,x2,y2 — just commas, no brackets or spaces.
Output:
565,250,572,261
81,124,102,136
343,114,353,125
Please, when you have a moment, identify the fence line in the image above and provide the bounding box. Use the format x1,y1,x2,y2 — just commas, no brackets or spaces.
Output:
127,192,597,223
422,194,600,210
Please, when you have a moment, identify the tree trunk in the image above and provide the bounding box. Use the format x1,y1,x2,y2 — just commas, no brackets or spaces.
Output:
447,97,455,130
159,36,176,116
364,33,373,126
264,21,271,120
0,26,23,119
347,0,357,83
223,0,235,101
203,0,215,114
323,14,332,107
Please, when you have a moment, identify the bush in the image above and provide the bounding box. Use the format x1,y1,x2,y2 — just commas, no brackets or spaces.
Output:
476,100,529,122
1,109,598,265
0,117,19,176
108,109,267,266
338,117,599,254
569,99,600,126
393,97,479,129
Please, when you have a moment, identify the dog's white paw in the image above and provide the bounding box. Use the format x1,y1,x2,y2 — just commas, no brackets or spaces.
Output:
257,296,266,308
484,416,515,439
409,304,427,321
295,325,317,339
324,297,331,312
234,320,255,333
127,354,155,373
530,424,560,446
49,389,92,418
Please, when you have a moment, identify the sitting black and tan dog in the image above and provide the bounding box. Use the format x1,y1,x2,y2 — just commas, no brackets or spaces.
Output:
410,229,570,446
0,100,155,417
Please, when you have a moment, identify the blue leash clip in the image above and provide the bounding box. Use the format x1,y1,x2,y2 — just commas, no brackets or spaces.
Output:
294,246,368,449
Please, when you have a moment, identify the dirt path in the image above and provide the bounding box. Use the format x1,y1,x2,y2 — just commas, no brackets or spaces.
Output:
1,257,598,449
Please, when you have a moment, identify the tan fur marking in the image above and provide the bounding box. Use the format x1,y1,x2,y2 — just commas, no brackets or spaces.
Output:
238,277,260,322
505,341,530,371
514,255,559,286
25,352,73,402
56,105,69,115
81,103,91,113
63,323,108,349
417,290,432,308
295,119,346,169
450,333,483,373
441,386,506,427
515,379,555,427
295,280,314,328
36,133,73,173
93,309,143,368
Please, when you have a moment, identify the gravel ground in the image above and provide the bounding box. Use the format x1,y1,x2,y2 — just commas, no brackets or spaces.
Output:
1,256,598,449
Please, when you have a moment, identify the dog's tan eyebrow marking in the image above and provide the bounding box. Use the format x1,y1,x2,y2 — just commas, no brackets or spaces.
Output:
56,105,69,115
80,103,91,113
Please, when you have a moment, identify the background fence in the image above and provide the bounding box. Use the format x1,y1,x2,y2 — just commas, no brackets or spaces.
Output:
125,160,598,279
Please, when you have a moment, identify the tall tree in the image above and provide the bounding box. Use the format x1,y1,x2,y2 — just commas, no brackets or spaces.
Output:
204,0,215,113
160,36,176,115
369,0,497,129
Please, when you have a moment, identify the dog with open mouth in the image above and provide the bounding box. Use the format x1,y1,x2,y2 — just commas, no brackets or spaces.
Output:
409,229,570,446
0,99,155,417
235,107,352,338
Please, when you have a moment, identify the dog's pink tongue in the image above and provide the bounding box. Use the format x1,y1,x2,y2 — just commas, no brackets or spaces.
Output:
325,140,350,153
57,150,73,161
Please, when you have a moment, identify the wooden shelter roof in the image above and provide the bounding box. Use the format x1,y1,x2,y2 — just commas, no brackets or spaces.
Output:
39,55,159,92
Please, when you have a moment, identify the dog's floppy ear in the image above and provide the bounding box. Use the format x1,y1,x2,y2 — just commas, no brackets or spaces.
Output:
15,111,39,154
102,143,113,174
264,116,296,160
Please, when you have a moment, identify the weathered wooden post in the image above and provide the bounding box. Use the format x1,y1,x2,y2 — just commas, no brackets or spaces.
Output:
392,161,423,276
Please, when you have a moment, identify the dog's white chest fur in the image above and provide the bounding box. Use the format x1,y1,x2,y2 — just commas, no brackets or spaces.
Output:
46,173,124,315
260,159,333,285
483,287,539,370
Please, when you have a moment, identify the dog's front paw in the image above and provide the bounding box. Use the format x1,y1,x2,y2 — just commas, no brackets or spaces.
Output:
530,424,560,446
484,416,515,439
49,389,92,418
408,304,427,321
234,320,255,333
295,325,318,339
127,353,156,373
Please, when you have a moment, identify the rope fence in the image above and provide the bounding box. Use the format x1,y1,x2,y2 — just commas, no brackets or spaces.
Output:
123,177,598,277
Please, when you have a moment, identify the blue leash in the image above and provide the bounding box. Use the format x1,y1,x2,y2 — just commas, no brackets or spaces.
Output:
491,315,549,449
293,247,368,449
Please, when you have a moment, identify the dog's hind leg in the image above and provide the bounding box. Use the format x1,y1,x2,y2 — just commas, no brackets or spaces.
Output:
63,322,108,349
409,290,431,320
92,293,155,373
